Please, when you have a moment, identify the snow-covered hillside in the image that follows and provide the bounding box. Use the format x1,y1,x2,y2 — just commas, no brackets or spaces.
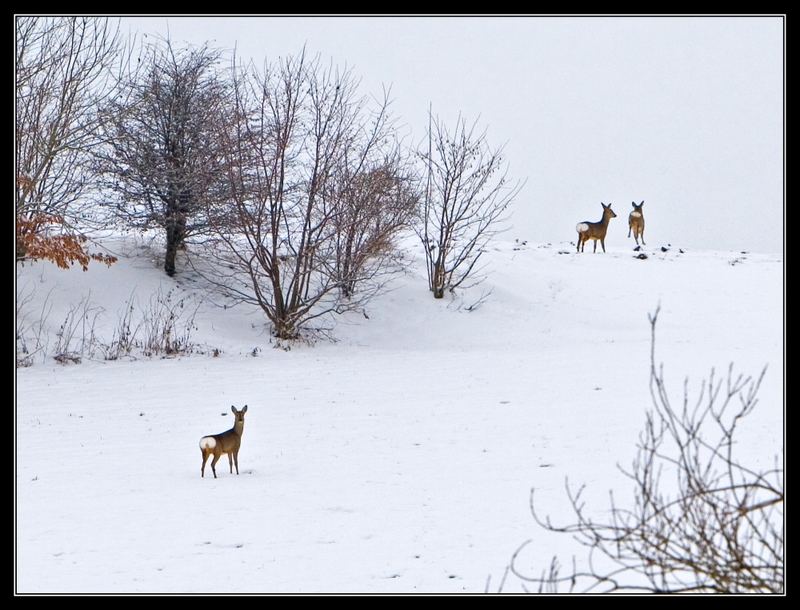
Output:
15,236,783,593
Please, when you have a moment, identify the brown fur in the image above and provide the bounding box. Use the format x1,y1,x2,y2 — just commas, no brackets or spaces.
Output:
576,203,617,253
628,201,646,246
200,405,247,478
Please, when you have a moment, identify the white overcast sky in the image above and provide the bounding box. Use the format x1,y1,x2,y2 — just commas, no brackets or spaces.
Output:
120,15,784,253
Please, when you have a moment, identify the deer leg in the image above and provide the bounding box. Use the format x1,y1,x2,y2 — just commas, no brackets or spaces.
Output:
227,452,234,473
593,240,597,253
233,449,240,475
601,238,606,253
628,225,632,238
211,454,221,478
201,449,209,478
641,229,645,245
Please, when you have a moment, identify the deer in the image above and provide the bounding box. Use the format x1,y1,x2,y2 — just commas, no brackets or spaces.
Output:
576,202,617,253
199,405,247,478
628,201,646,246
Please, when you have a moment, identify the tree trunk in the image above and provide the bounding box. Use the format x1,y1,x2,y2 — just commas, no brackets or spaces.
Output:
164,221,186,277
164,234,178,276
432,260,445,299
274,318,295,340
164,199,187,277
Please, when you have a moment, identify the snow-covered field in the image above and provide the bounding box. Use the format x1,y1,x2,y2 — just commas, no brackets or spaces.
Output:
15,236,783,593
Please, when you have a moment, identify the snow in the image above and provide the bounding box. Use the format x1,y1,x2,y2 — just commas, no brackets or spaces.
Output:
15,236,783,593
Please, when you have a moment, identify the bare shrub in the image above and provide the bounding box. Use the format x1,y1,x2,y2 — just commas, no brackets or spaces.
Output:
137,287,201,357
197,50,416,340
51,293,104,364
16,282,207,365
416,111,523,299
498,306,783,594
104,288,202,359
105,291,137,361
16,281,54,367
329,159,419,301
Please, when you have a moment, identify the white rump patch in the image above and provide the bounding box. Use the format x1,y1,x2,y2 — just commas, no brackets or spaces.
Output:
576,223,589,233
199,437,216,450
630,212,642,218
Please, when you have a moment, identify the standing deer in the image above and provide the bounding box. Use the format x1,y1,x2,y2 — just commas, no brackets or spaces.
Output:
628,201,646,245
576,202,617,253
199,405,247,478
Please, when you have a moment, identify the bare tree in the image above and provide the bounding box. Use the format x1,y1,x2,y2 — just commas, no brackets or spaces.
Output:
499,307,783,594
197,51,413,339
416,111,522,299
95,38,228,276
330,159,419,300
15,16,122,268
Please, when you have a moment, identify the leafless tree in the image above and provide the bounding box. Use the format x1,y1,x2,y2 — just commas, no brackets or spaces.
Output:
15,16,123,266
330,160,419,300
416,111,523,299
196,51,414,339
499,307,783,594
95,38,229,276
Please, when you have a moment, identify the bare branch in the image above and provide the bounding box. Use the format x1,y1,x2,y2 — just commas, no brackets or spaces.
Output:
415,111,523,299
497,310,783,593
16,16,125,268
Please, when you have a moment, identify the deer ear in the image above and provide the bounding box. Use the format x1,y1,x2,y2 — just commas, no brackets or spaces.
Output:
601,202,606,208
632,202,636,207
231,405,237,414
242,405,248,413
640,200,644,206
